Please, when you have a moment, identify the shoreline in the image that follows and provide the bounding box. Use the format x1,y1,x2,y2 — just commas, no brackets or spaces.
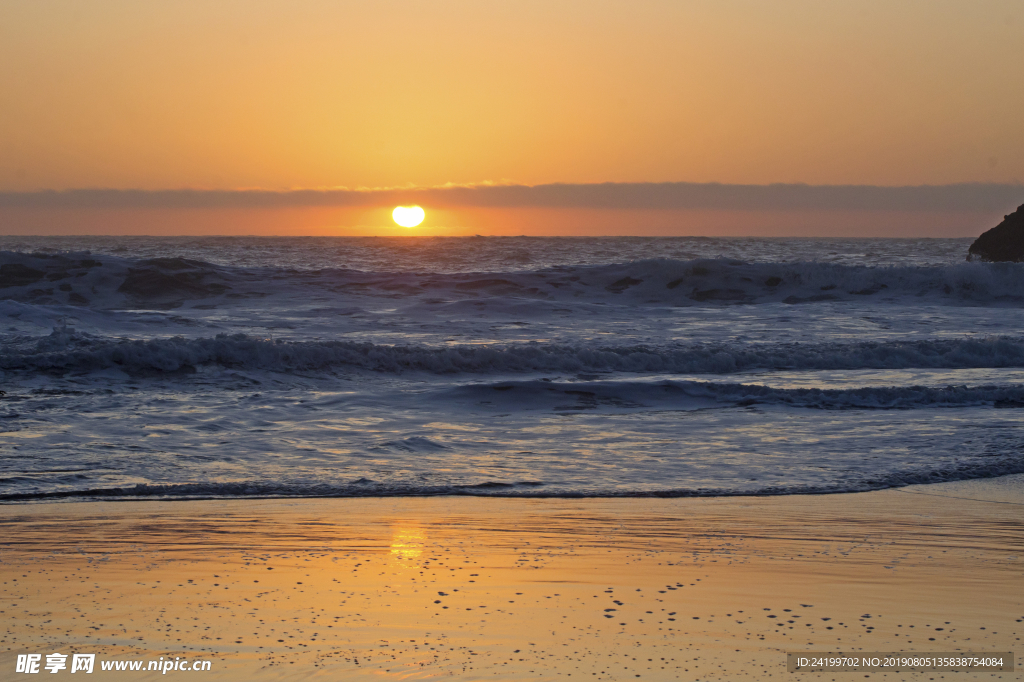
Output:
1,476,1021,680
5,470,1024,506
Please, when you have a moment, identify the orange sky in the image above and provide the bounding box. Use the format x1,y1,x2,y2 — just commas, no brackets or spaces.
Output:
1,0,1022,235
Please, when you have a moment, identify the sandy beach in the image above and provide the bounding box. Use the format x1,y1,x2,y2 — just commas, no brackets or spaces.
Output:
1,476,1020,681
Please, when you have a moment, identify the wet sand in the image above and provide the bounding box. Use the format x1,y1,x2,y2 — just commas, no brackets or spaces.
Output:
1,477,1022,681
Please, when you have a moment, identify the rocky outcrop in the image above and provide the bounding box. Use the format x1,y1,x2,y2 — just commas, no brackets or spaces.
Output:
967,204,1024,262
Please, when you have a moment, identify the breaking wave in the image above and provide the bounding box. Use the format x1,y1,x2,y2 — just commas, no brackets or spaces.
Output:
450,378,1024,410
3,250,1024,309
6,330,1024,375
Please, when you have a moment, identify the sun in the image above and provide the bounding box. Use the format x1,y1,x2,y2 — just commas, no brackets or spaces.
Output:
392,205,425,228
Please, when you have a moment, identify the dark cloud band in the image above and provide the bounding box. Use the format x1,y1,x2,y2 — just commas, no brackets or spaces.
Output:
1,182,1021,212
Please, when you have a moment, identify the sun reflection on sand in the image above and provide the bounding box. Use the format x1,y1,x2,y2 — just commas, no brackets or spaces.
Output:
389,525,426,563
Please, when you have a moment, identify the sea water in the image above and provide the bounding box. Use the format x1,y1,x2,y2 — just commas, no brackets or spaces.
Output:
2,236,1023,501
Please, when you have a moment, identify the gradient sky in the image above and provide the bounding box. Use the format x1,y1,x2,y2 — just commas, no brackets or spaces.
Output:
2,0,1022,235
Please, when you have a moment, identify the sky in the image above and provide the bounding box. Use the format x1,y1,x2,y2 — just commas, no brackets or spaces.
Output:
1,0,1022,236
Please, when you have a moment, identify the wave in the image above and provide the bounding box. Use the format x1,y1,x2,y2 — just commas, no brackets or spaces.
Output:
553,257,1024,305
4,456,1023,503
6,329,1024,375
450,378,1024,410
3,251,1024,310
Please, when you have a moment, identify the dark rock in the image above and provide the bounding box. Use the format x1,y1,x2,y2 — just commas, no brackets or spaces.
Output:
58,283,73,292
764,276,784,287
0,264,45,288
68,293,90,306
967,203,1024,262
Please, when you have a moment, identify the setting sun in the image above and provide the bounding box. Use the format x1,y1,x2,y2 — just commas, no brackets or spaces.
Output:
392,205,425,227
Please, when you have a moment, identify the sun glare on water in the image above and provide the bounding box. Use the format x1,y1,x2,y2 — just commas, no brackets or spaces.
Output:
392,205,425,228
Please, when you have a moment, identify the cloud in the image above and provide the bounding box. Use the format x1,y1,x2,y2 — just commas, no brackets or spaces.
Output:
1,182,1021,212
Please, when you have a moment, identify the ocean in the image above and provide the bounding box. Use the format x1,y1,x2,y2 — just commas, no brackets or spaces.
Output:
2,235,1023,502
